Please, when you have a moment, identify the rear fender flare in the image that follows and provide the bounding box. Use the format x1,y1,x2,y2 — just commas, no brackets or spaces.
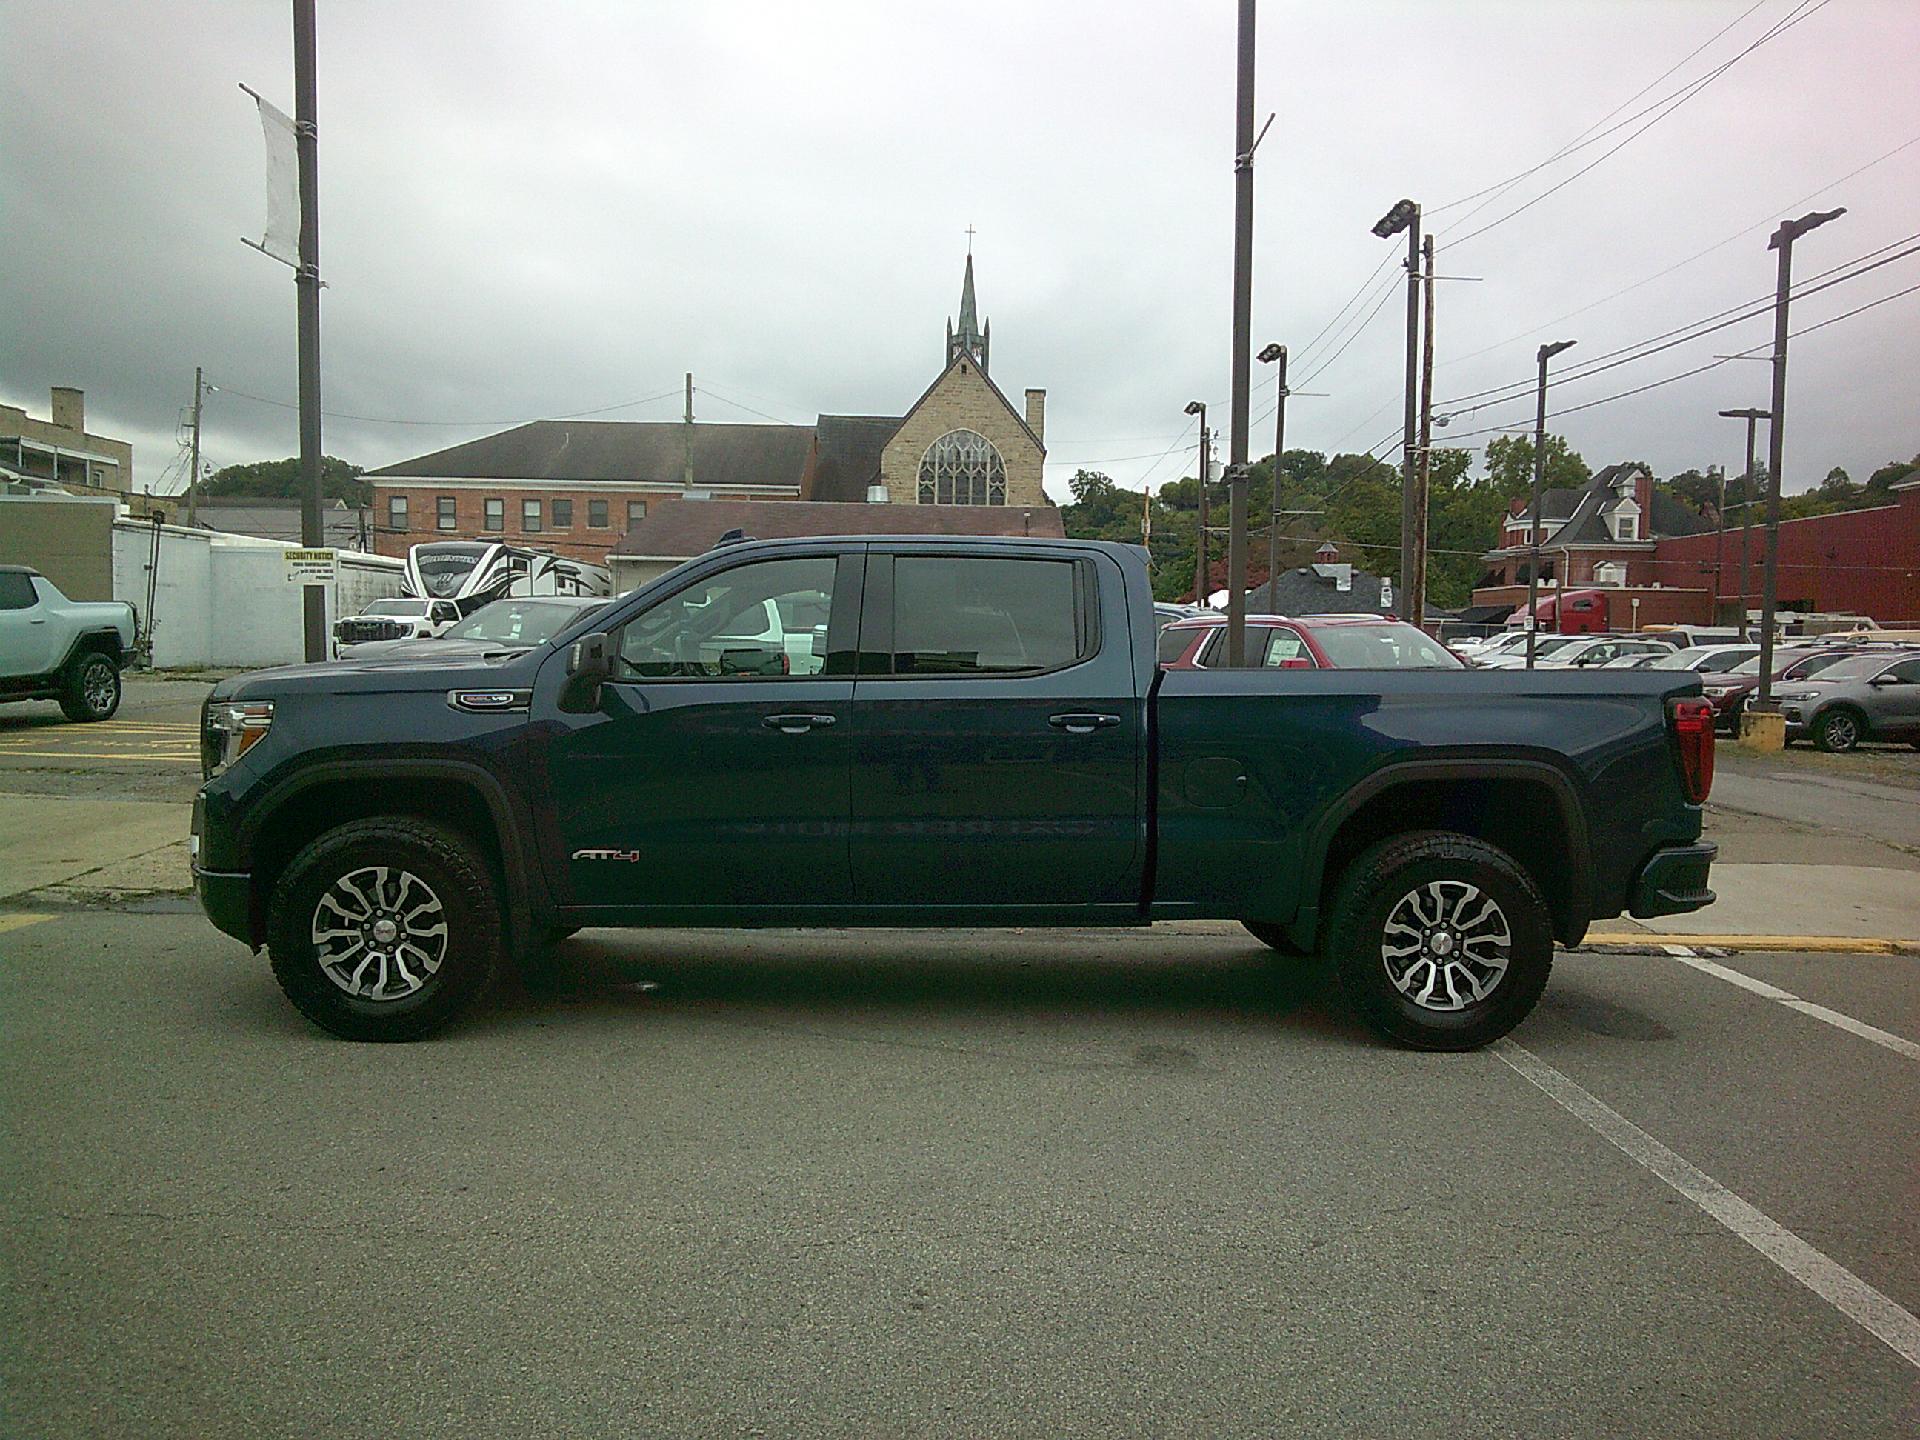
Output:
1288,756,1593,950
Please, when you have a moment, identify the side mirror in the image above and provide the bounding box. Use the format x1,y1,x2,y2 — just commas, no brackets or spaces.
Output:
1868,673,1898,686
560,632,612,712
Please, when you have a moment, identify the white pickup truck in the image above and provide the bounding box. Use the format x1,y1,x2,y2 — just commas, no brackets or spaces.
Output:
0,564,138,722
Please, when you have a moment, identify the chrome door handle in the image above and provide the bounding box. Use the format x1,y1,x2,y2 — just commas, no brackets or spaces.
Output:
1048,712,1120,734
763,712,837,732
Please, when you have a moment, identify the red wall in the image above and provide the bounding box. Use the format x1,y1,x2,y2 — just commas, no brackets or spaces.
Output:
1649,487,1920,624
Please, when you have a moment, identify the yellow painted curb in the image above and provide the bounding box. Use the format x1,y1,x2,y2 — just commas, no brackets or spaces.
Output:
1584,932,1912,954
0,913,55,937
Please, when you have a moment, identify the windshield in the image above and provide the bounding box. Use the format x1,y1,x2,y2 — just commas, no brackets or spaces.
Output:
1309,623,1462,670
1806,653,1900,682
445,599,597,646
1159,626,1206,663
364,600,431,617
1645,648,1706,670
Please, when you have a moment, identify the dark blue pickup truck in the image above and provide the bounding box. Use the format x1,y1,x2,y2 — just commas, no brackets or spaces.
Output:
192,536,1716,1048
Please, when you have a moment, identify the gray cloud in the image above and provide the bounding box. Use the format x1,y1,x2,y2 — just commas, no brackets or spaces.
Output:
3,0,1916,502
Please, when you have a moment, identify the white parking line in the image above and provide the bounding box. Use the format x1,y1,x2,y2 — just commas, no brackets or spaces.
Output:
1662,945,1920,1063
1495,1040,1920,1370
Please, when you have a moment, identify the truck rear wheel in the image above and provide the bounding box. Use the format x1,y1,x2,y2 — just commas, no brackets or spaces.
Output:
1324,831,1552,1051
266,818,503,1041
59,651,121,722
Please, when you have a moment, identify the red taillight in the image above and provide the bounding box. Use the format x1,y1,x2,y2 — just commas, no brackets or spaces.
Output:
1668,697,1716,804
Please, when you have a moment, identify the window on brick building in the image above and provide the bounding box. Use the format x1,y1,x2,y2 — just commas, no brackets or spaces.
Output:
436,496,457,531
627,499,648,527
589,499,609,528
918,429,1006,505
388,496,408,531
522,499,543,533
552,498,573,528
483,498,504,532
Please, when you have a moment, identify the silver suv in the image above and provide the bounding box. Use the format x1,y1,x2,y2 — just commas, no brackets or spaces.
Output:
1776,650,1920,752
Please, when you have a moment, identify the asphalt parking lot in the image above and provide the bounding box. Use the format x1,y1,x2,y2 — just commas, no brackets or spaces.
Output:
2,677,1918,1436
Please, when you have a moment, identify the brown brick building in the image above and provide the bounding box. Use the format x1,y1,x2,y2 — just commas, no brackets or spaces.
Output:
366,255,1053,569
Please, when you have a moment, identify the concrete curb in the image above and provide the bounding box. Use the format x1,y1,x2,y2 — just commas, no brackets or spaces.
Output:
1583,932,1917,956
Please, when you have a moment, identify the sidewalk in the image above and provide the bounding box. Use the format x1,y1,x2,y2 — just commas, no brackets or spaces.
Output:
0,794,190,906
1597,862,1920,947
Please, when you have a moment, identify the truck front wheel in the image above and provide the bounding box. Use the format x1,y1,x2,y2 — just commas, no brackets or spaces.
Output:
266,818,503,1041
59,651,121,722
1324,831,1553,1051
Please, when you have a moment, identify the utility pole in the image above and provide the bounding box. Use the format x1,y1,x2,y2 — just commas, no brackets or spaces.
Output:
1719,407,1768,639
1186,401,1210,604
186,366,204,529
1371,199,1421,620
1258,343,1288,600
293,0,326,664
1755,207,1845,717
1223,0,1258,666
683,372,695,489
1711,463,1726,622
1412,234,1436,630
1525,339,1577,670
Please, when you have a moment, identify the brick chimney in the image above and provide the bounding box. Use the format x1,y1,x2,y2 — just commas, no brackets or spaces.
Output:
1024,388,1046,445
50,386,85,434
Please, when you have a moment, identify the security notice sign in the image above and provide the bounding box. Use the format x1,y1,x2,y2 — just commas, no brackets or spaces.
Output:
283,548,337,584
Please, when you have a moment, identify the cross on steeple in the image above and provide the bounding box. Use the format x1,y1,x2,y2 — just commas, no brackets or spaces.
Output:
964,224,976,255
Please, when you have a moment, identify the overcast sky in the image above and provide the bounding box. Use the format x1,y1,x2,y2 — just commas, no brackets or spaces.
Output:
3,0,1917,504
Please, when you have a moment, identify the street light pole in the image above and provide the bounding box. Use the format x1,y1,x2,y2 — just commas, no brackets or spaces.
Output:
1755,207,1845,716
1223,0,1257,666
1372,198,1422,623
1186,400,1209,604
1525,339,1577,670
1717,406,1769,640
1413,234,1436,630
293,0,326,663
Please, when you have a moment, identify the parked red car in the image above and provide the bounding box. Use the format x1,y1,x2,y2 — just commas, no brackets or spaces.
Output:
1157,613,1463,670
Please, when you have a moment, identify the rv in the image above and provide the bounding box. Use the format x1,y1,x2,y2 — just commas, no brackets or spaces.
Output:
401,542,611,617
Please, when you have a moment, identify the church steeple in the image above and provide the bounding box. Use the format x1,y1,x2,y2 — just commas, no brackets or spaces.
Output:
946,251,990,374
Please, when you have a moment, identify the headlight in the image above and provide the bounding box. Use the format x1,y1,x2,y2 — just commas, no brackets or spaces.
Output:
203,699,274,777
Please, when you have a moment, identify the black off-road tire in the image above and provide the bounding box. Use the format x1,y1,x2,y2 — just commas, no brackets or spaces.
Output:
58,651,121,722
267,818,503,1041
1813,708,1864,753
1243,920,1311,958
1324,831,1553,1051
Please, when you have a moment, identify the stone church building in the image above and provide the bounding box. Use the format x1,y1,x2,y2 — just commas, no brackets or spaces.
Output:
366,256,1060,575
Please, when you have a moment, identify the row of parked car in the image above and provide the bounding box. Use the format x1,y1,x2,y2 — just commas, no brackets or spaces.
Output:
1150,603,1920,753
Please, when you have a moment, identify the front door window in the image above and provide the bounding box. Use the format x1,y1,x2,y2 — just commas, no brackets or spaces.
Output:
618,557,836,679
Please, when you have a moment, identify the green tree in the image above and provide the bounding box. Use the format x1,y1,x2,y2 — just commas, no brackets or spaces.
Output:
202,456,369,505
1482,433,1590,499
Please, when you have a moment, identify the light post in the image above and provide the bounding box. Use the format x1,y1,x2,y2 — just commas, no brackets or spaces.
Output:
1525,339,1577,670
1754,207,1845,718
1372,198,1421,624
1257,343,1287,605
1185,400,1209,605
1717,406,1769,639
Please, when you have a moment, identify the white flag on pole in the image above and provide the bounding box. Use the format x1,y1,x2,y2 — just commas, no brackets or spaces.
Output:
245,86,299,266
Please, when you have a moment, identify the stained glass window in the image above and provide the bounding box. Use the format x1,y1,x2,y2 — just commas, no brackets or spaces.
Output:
918,429,1007,506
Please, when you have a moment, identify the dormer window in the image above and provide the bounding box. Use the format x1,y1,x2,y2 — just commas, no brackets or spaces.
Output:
1613,513,1636,541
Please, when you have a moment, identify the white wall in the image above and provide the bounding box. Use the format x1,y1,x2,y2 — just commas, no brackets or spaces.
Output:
111,520,403,668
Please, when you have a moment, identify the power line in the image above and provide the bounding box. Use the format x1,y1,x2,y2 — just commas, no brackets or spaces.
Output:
1436,131,1920,372
1293,280,1404,389
1444,0,1834,251
1434,234,1920,416
1429,0,1779,220
695,385,809,426
212,383,685,427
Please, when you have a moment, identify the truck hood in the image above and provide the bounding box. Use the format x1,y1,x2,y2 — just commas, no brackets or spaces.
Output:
210,646,544,701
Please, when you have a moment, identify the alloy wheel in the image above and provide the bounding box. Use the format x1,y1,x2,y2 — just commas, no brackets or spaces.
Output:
310,865,449,1000
82,658,116,713
1381,880,1512,1012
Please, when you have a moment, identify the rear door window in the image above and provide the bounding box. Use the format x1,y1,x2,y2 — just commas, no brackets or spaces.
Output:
1158,625,1199,664
1260,628,1315,667
888,556,1090,675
